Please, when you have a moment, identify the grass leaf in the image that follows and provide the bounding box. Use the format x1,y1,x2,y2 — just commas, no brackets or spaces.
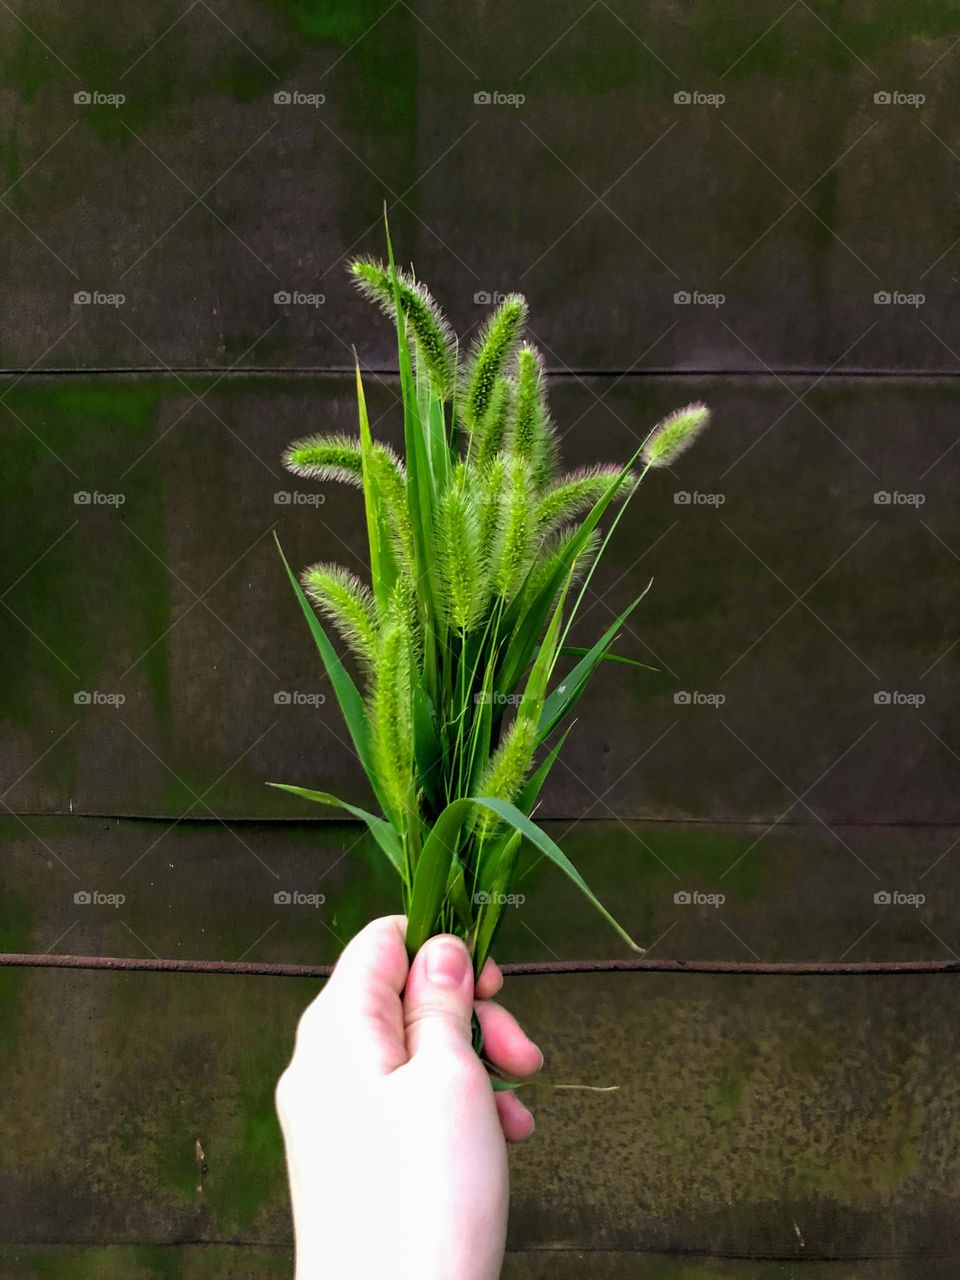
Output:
266,783,404,877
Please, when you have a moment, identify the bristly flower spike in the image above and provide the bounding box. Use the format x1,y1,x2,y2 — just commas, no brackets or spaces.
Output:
642,402,711,469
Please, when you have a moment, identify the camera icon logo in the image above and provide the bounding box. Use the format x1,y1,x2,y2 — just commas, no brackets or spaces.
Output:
74,291,91,305
674,90,691,105
274,290,291,304
473,891,492,905
73,491,91,505
474,91,491,105
873,491,891,504
674,890,691,904
74,890,92,904
74,90,92,105
274,890,292,904
674,290,691,304
673,690,691,705
874,290,892,304
274,90,292,105
874,691,891,705
874,91,892,105
74,691,92,704
274,491,292,505
874,890,891,904
474,290,492,304
674,491,692,505
274,691,292,705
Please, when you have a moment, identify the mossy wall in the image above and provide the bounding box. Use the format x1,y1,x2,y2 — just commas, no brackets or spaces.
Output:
2,1,959,1275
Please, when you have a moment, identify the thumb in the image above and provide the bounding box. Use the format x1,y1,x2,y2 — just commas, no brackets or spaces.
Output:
403,934,475,1061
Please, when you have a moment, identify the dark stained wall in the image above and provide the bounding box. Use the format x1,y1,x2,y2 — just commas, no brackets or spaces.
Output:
2,3,960,1276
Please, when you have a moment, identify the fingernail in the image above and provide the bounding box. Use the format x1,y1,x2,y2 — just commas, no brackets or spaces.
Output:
424,938,471,990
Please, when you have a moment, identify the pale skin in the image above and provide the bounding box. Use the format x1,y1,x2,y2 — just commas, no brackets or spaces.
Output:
276,915,544,1280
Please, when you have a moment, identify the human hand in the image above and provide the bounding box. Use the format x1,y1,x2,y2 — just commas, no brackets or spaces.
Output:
276,915,544,1280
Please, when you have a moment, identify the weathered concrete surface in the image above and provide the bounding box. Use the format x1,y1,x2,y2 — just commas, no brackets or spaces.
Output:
2,2,958,371
1,817,957,969
2,967,960,1267
2,372,957,823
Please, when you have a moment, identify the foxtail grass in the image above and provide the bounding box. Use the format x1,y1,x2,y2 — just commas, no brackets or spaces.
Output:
270,221,711,1013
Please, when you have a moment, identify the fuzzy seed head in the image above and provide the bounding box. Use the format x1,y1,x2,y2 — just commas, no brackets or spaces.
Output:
492,455,536,599
283,433,365,487
351,258,456,399
478,455,508,566
371,620,415,822
536,465,637,536
476,377,513,469
369,446,415,575
510,344,546,463
642,402,710,469
527,526,601,603
437,468,487,632
302,563,379,671
461,295,528,431
474,715,538,836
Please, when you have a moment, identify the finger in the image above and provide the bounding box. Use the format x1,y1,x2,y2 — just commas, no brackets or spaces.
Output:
403,934,475,1061
295,915,410,1075
495,1089,535,1142
475,1000,543,1079
475,956,503,1000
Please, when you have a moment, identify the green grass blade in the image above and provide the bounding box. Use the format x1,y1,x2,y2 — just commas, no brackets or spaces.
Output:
274,534,388,815
539,586,652,738
473,831,523,973
515,727,572,812
412,681,443,812
406,796,476,954
472,797,642,952
266,782,403,876
355,360,398,614
559,647,658,671
446,855,474,932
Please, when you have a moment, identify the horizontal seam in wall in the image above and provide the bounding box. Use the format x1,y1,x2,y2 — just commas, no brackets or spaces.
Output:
6,811,959,828
5,1242,960,1261
1,365,959,381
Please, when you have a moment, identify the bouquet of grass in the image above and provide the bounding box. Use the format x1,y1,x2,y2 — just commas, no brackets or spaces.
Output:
271,226,709,1053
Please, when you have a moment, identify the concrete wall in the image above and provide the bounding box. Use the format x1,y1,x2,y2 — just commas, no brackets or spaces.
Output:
2,2,959,1274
